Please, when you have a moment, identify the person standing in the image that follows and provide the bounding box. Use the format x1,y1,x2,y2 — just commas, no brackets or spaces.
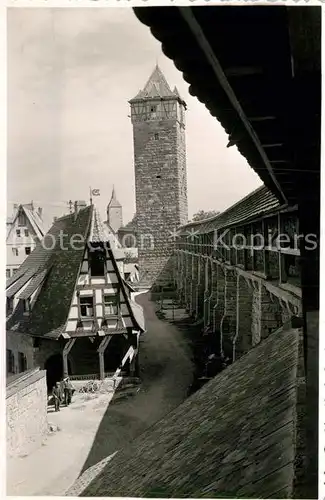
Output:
64,377,74,406
52,382,61,412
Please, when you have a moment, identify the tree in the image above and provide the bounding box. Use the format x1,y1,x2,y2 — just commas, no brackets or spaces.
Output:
191,210,220,222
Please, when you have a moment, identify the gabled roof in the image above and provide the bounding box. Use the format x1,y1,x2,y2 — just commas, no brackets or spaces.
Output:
130,65,180,102
6,206,92,338
6,204,45,242
6,204,145,338
80,326,302,498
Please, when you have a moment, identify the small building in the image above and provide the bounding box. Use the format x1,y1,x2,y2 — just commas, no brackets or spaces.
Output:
6,201,145,391
6,203,45,280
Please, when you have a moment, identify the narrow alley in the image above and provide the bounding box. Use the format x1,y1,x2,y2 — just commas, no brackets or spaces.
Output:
7,292,196,496
80,291,195,473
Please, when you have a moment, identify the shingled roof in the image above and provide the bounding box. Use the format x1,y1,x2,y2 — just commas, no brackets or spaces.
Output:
6,206,92,338
130,65,180,102
7,205,145,338
181,185,282,236
79,326,304,498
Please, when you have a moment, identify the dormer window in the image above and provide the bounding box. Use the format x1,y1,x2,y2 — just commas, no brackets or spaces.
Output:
104,295,118,316
89,247,106,277
80,296,94,318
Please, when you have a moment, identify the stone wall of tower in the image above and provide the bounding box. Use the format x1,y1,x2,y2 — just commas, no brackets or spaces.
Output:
132,117,188,284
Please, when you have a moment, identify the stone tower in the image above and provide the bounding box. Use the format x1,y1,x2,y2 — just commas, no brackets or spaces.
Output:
129,65,188,284
107,186,123,233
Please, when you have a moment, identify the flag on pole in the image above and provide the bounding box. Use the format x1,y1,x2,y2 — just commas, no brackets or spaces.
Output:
92,189,100,196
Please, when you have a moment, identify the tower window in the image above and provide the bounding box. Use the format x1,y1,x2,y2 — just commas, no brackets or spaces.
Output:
150,106,157,113
12,248,18,256
25,247,31,255
25,229,29,237
154,133,159,140
16,229,21,237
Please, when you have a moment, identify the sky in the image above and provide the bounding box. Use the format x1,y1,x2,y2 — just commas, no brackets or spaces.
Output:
7,7,262,231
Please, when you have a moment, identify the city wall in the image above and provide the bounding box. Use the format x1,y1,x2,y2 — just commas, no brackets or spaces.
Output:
7,368,48,458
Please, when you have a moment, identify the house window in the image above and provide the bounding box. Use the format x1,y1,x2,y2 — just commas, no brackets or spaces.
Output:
13,268,18,274
25,247,31,255
12,248,18,256
6,297,14,316
150,105,157,113
24,229,29,237
23,299,31,314
104,295,118,316
89,248,105,277
6,269,10,279
18,352,27,373
79,296,94,317
6,349,15,374
154,133,159,140
16,229,21,237
18,213,26,227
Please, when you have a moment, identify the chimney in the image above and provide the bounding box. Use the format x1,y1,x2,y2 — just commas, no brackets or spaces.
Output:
13,204,18,211
37,207,43,219
74,200,87,219
53,216,58,223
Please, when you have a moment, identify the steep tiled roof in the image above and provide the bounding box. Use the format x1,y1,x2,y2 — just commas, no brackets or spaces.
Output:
6,206,93,338
7,205,145,338
81,327,302,498
181,185,282,235
130,65,179,102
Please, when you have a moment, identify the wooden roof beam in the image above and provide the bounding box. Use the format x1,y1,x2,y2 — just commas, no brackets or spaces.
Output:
225,66,264,77
248,116,276,122
178,7,287,204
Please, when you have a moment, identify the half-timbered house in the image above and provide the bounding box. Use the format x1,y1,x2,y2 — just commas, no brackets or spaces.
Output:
6,201,145,390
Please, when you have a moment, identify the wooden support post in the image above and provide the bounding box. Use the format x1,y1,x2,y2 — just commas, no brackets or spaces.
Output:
97,335,112,380
63,338,76,378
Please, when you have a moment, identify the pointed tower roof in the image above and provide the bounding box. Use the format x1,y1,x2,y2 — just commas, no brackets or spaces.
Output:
108,186,122,208
130,65,178,101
